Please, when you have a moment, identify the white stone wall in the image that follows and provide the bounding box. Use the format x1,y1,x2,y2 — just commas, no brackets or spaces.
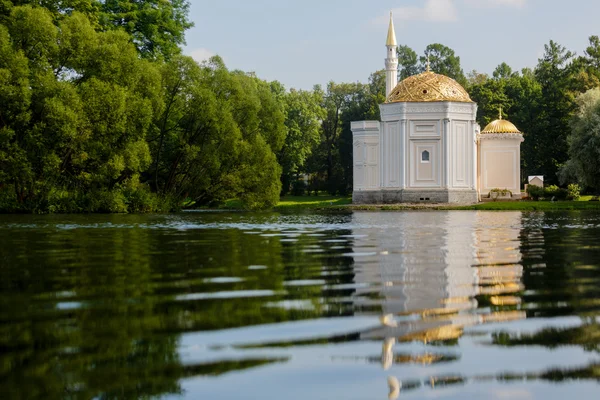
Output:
378,101,478,191
351,121,380,191
479,134,524,197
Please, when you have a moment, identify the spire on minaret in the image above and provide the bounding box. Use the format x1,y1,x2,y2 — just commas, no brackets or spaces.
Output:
499,106,503,120
386,12,397,47
426,55,431,72
385,11,399,97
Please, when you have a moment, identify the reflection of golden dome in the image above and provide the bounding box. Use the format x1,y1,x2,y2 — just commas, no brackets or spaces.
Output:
481,119,521,134
400,325,463,344
386,71,473,103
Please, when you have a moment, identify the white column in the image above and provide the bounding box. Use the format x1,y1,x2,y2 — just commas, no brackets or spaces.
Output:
400,119,407,188
443,119,450,188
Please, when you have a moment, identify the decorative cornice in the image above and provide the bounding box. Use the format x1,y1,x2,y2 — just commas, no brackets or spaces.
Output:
477,133,524,142
380,102,476,117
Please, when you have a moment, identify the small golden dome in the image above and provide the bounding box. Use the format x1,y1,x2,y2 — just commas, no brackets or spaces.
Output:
386,71,473,103
481,119,521,134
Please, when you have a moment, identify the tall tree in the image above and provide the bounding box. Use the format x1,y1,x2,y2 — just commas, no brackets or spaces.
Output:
397,44,419,80
100,0,193,60
318,82,357,194
278,86,324,195
422,43,467,86
493,62,516,80
150,56,284,209
560,88,600,191
533,40,577,184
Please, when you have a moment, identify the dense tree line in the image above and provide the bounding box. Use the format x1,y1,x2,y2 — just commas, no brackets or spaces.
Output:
2,2,600,212
0,2,287,212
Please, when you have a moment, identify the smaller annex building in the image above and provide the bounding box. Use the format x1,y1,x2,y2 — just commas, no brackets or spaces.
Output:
352,13,524,204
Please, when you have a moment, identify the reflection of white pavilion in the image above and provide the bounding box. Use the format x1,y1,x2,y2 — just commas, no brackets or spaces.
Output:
349,211,526,370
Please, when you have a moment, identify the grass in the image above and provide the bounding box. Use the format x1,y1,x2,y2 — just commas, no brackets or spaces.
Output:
455,200,600,211
274,195,352,210
213,195,352,211
212,195,600,211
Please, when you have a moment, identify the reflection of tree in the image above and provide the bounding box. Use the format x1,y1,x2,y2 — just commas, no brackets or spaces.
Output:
0,213,358,398
181,358,289,377
386,362,600,399
520,211,600,318
0,217,182,399
493,322,600,352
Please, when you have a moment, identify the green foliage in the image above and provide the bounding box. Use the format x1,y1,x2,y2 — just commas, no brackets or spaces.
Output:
422,43,467,86
568,183,581,200
2,3,600,214
526,184,545,201
290,179,307,196
469,41,581,186
544,184,568,200
489,188,512,201
100,0,193,60
149,56,284,210
560,88,600,192
278,86,324,195
397,45,419,79
396,43,467,85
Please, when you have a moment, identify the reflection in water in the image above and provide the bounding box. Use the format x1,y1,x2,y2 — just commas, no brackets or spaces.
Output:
2,211,600,399
350,212,526,378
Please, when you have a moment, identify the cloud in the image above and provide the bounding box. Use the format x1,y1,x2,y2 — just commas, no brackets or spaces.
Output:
371,0,459,24
463,0,526,8
371,0,526,25
188,48,216,63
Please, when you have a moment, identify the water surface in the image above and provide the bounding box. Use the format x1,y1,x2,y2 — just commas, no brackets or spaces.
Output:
2,211,600,399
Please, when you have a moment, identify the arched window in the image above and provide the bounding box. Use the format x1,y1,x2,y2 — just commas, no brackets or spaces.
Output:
421,150,430,162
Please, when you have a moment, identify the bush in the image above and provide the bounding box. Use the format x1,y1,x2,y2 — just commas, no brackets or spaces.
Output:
526,185,544,201
544,185,568,201
567,183,581,200
87,190,129,213
489,188,512,201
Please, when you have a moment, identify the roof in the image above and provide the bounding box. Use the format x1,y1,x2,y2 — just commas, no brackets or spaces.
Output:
481,119,521,134
528,176,544,182
386,71,473,103
386,12,397,47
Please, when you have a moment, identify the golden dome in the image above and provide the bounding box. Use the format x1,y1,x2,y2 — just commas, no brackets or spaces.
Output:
386,71,473,103
481,118,521,134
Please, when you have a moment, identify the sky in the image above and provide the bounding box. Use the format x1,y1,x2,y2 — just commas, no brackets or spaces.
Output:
184,0,600,90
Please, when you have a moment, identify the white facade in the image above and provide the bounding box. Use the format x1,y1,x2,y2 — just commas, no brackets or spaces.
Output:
478,134,524,198
352,102,479,203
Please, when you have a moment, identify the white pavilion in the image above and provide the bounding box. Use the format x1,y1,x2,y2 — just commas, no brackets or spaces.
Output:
352,13,524,204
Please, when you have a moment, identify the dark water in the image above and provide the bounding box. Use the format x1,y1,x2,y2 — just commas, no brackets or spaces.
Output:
1,211,600,400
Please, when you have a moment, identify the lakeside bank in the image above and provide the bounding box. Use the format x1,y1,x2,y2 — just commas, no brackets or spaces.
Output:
216,195,600,212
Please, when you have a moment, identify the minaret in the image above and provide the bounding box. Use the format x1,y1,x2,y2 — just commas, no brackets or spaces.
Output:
385,12,398,97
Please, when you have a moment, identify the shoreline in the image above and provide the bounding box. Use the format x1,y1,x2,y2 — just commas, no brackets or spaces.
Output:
323,201,600,212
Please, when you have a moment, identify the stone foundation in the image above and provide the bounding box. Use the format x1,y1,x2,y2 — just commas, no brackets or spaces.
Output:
353,189,478,205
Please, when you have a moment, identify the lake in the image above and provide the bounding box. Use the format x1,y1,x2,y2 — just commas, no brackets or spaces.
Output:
1,211,600,399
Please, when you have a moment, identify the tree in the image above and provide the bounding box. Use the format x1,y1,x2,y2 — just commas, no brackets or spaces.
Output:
0,7,163,212
533,40,577,184
397,44,419,80
560,88,600,191
150,56,284,209
466,69,488,86
493,62,516,80
422,43,467,86
278,87,324,195
469,77,510,126
317,82,358,194
100,0,193,59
